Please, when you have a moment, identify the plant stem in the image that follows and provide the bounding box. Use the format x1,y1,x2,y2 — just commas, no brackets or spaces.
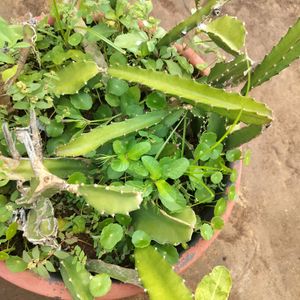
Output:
181,115,187,157
52,0,67,45
155,113,186,159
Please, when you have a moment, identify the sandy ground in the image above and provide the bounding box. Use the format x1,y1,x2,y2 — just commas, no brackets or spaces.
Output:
0,1,299,299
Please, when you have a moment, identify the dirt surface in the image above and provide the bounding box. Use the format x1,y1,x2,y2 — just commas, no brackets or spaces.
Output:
0,0,299,299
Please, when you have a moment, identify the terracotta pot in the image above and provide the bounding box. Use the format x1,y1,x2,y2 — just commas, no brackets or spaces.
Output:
0,161,242,299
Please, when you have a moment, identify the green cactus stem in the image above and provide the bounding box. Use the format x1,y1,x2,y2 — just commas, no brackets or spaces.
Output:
0,156,94,181
225,124,263,150
200,16,246,55
242,17,300,92
135,246,193,300
132,203,196,245
50,60,99,95
56,110,170,157
60,256,93,300
86,259,141,287
195,266,232,300
207,54,251,88
23,197,58,246
77,184,143,216
157,0,226,47
108,66,272,125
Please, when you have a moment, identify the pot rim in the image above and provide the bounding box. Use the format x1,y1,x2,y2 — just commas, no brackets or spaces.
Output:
0,161,242,300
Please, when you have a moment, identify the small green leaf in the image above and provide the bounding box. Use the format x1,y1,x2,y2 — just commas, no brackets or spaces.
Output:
114,32,148,53
54,250,70,260
141,156,162,181
72,216,86,234
111,156,129,172
6,256,27,273
70,93,93,110
0,52,15,64
156,244,179,265
195,183,215,204
0,251,9,261
5,222,18,240
46,120,64,138
211,216,224,230
37,264,50,279
194,143,211,161
195,266,232,300
155,179,186,212
214,198,227,217
107,78,129,96
2,65,17,82
68,32,83,46
113,140,127,155
165,60,182,76
200,223,214,240
161,158,189,180
127,142,151,161
132,230,151,248
31,246,40,260
228,186,236,200
105,93,120,107
89,274,112,297
211,171,223,184
100,224,124,252
230,169,238,183
45,261,56,272
200,132,217,146
109,52,127,66
146,92,167,110
0,206,13,223
226,149,241,162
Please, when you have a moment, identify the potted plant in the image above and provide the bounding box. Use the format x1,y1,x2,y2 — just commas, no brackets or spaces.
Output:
0,0,299,299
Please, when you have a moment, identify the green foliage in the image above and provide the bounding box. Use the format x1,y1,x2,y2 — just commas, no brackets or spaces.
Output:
108,66,273,125
157,0,223,47
132,203,196,244
56,110,169,156
201,16,246,55
77,185,142,215
207,55,251,88
60,256,94,300
51,61,99,96
135,246,193,300
195,266,232,300
0,0,292,293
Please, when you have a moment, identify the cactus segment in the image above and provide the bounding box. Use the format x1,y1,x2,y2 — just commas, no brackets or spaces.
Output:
195,266,232,300
77,185,143,215
132,203,196,244
0,156,94,181
23,197,58,246
60,256,93,300
243,17,300,92
86,259,141,287
157,0,224,47
202,16,246,55
225,124,262,150
135,246,193,300
56,110,169,157
207,55,251,88
50,61,99,95
108,66,272,125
